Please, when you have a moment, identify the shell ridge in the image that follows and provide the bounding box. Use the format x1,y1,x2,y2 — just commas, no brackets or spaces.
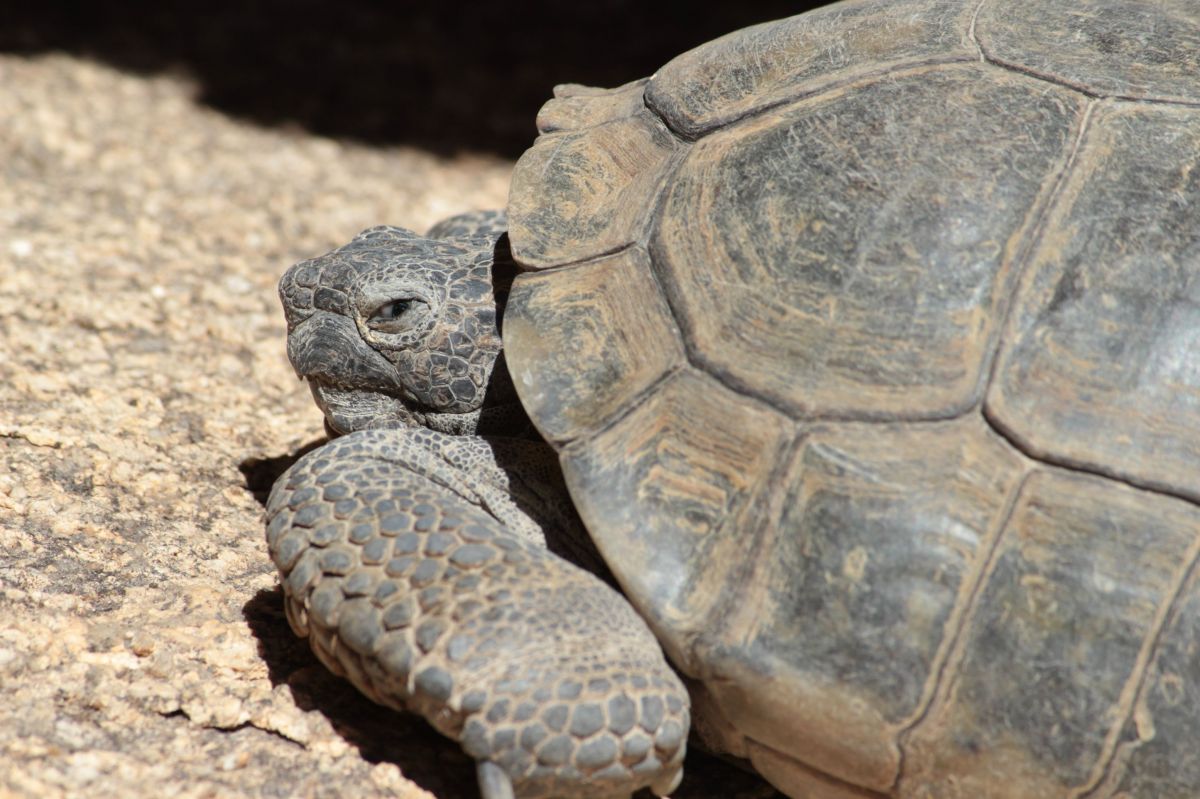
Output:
1073,527,1200,796
892,465,1032,791
646,54,980,142
966,0,988,60
978,96,1099,427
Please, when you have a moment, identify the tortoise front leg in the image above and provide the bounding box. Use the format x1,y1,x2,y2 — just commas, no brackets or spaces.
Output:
266,428,689,799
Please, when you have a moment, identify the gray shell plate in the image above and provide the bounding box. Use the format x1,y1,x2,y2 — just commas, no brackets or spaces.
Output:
504,1,1200,796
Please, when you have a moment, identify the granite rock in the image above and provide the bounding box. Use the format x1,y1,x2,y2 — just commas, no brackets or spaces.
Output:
0,53,776,799
0,51,501,799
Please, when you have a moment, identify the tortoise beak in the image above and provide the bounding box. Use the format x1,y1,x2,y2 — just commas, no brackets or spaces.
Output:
286,310,397,389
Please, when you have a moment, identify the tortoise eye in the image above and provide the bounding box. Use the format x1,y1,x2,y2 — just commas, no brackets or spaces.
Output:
373,299,411,319
368,297,425,333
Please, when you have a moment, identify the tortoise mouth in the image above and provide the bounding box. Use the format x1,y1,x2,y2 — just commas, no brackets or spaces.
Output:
306,376,522,437
305,378,415,434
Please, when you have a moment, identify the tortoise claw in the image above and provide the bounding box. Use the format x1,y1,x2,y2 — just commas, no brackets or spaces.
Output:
477,760,515,799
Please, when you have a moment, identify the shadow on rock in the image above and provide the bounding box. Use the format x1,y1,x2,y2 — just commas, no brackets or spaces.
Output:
0,0,817,158
238,436,328,507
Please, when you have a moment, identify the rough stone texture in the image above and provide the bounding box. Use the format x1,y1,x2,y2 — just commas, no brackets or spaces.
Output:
0,53,778,799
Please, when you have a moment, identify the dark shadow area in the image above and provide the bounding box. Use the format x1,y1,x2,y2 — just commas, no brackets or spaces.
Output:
244,586,781,798
238,436,328,506
1,1,829,157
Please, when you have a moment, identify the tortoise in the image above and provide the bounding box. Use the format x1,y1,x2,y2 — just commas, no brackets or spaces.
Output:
264,0,1200,797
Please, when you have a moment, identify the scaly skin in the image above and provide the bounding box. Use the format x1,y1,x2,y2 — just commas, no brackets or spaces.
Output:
268,212,689,799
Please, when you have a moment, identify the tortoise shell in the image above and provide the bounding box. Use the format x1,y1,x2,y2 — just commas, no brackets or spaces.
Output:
501,1,1200,797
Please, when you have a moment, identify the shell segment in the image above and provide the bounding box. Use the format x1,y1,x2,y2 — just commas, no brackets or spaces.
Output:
988,103,1200,503
534,80,649,136
653,64,1085,420
697,416,1026,792
1100,561,1200,797
976,0,1200,104
508,86,680,270
558,369,793,674
501,247,685,444
901,470,1200,797
644,0,979,138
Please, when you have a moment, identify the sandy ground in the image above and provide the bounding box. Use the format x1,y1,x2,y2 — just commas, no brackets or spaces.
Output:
0,52,778,799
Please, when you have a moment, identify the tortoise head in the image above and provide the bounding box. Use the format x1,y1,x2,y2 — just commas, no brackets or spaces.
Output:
278,225,519,435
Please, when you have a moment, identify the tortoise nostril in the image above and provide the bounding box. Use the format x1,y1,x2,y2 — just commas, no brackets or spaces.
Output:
312,286,350,317
290,263,321,289
284,284,313,308
279,280,316,330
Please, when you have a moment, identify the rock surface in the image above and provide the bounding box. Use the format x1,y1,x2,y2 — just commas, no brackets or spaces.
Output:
0,53,777,799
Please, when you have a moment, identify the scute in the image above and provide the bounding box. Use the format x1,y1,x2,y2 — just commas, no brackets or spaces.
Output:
976,0,1200,104
695,416,1025,792
654,63,1084,420
900,470,1200,797
508,102,679,270
645,0,977,138
502,247,684,444
1101,564,1200,797
988,103,1200,503
558,369,792,673
534,80,648,136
